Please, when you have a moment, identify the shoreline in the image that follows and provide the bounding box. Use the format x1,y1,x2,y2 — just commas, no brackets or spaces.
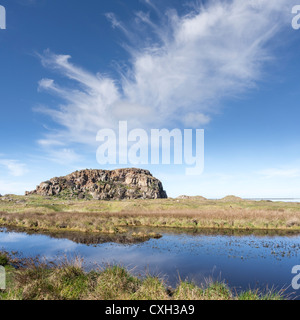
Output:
2,224,300,248
1,221,300,238
0,252,287,301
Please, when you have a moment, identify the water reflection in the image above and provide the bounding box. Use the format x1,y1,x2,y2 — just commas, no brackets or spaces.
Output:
1,227,300,297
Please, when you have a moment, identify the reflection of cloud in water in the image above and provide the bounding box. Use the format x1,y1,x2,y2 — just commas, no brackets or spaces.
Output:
83,245,173,267
0,232,29,243
0,231,78,257
1,229,300,294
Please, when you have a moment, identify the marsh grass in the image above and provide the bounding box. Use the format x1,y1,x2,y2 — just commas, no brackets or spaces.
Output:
0,253,286,301
237,287,286,300
1,195,300,235
0,252,9,266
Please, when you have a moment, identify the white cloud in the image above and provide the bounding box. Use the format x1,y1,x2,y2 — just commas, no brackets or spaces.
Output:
0,159,28,177
37,0,291,147
257,168,300,179
42,148,84,165
37,139,65,147
183,113,211,127
0,179,34,196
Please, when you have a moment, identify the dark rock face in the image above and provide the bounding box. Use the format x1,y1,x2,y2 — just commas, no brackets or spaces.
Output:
26,168,167,200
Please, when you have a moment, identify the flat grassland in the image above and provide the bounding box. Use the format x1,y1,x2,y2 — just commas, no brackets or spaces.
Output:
0,195,300,235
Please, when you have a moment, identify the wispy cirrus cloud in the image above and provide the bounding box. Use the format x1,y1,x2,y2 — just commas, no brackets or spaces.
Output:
36,0,291,148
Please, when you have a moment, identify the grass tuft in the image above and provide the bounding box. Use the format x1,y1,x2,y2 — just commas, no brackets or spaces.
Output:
0,253,287,301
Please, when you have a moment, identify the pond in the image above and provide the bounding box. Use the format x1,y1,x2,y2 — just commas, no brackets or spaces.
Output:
1,227,300,298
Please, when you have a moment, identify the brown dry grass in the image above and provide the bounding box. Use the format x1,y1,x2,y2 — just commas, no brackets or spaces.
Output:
0,195,300,233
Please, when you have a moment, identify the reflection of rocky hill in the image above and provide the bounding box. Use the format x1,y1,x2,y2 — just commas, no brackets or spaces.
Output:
43,231,153,245
26,168,167,200
3,226,154,245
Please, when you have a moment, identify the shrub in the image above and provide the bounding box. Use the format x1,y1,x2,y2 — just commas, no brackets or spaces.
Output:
0,253,9,266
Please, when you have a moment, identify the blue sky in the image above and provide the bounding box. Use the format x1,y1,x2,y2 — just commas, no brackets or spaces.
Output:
1,0,300,198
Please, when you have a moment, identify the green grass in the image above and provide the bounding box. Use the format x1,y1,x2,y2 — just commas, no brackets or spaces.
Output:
237,288,284,300
0,254,286,301
0,252,9,266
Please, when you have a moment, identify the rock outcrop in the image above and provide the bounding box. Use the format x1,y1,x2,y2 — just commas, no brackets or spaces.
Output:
26,168,167,200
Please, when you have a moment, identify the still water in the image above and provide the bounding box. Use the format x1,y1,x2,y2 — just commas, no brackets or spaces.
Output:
1,227,300,297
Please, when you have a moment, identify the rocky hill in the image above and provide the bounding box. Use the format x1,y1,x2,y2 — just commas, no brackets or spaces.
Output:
26,168,167,200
